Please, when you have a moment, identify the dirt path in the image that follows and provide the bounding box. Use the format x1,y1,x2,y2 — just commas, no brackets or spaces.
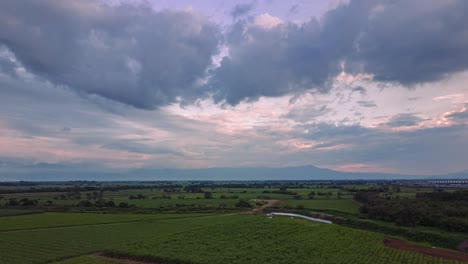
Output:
94,252,161,264
384,239,468,262
245,199,279,215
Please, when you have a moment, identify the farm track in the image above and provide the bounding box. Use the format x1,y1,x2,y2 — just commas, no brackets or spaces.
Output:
94,252,162,264
384,239,468,262
245,199,279,215
0,214,217,233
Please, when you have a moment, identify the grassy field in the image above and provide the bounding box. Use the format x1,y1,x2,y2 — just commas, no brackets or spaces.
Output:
0,209,43,217
1,183,467,263
105,216,462,264
54,256,115,264
0,212,464,264
0,212,212,231
0,213,227,264
280,199,360,214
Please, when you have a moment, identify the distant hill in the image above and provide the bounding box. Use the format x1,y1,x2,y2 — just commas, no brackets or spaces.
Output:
0,162,467,181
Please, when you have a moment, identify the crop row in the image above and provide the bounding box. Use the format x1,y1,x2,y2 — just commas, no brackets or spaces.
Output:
108,216,465,264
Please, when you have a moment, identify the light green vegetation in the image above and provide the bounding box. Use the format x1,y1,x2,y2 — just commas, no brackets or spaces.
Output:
0,209,43,217
1,186,355,207
0,212,212,231
280,199,360,214
0,212,464,264
54,256,116,264
107,215,462,264
0,213,227,264
111,197,239,209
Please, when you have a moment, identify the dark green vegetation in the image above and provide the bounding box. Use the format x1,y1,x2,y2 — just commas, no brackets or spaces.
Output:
0,181,360,214
0,181,467,263
105,216,464,264
356,190,468,232
55,256,115,264
0,212,209,231
0,213,462,264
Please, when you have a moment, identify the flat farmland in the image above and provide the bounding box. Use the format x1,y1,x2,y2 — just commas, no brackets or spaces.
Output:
280,198,360,214
0,212,212,231
0,212,465,264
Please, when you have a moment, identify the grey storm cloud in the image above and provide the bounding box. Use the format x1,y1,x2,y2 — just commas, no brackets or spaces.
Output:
103,140,185,156
0,1,220,109
351,86,367,95
210,0,468,105
296,122,468,173
386,113,423,127
288,4,301,15
302,123,370,140
285,105,331,123
357,100,377,107
1,0,468,108
350,0,468,85
447,110,468,122
210,18,339,105
230,2,256,18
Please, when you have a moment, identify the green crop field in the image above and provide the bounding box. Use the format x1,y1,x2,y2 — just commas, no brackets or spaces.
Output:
0,213,228,264
1,182,467,264
0,214,455,264
0,212,464,264
0,212,212,231
104,215,463,264
0,209,44,217
54,256,115,264
280,199,360,214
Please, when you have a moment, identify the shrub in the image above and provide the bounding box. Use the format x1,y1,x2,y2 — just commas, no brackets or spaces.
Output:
77,200,93,207
235,199,252,208
119,202,129,208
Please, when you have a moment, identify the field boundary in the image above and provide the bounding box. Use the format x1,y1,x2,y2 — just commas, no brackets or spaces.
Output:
98,251,195,264
0,213,218,233
384,239,468,262
94,252,161,264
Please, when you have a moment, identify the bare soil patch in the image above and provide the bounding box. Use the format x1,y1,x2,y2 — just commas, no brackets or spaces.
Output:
245,199,279,215
384,239,468,262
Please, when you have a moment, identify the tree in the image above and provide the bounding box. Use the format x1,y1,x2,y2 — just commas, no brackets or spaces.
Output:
184,185,203,193
204,192,213,199
7,198,18,206
119,202,129,208
77,200,93,207
235,199,252,208
308,191,316,199
293,195,302,200
94,199,107,207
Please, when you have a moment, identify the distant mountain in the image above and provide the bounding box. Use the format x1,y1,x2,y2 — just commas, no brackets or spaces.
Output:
0,163,467,182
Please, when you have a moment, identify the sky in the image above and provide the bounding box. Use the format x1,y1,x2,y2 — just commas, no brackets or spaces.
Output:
0,0,467,176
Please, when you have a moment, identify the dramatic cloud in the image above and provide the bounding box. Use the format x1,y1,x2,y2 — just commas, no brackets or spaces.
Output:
0,0,467,176
0,1,220,109
447,108,468,123
230,2,256,18
386,113,423,127
295,122,468,174
2,0,468,108
351,0,468,84
210,0,468,105
357,100,377,107
210,16,338,105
